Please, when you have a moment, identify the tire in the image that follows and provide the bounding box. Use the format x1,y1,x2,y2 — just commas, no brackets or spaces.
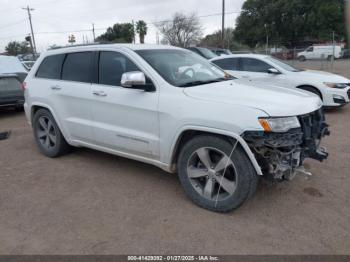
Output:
177,135,258,213
298,85,322,100
33,109,71,158
298,56,306,62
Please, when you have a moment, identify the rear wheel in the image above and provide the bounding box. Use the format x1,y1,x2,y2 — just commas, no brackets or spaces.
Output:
327,55,334,61
177,135,258,213
33,109,71,157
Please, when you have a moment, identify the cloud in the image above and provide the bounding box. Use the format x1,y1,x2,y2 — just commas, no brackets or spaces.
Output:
0,0,245,52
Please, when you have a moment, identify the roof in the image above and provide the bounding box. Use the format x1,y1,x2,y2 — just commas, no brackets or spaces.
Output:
210,53,269,61
45,43,182,55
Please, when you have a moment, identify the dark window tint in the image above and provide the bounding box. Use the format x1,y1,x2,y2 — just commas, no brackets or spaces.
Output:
212,58,240,71
36,54,65,79
99,51,139,86
62,52,92,83
241,58,271,73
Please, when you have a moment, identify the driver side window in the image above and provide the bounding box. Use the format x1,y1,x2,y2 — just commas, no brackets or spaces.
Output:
240,58,271,73
99,51,139,86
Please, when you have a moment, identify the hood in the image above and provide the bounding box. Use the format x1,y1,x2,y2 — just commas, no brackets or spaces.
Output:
295,70,350,83
183,80,322,117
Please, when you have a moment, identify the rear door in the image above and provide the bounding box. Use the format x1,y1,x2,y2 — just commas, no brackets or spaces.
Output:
35,52,95,143
212,57,242,78
90,51,160,159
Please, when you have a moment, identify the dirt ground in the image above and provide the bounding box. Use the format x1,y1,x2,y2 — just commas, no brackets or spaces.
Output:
0,61,350,255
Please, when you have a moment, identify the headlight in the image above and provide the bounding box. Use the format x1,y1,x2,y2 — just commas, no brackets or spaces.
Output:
324,82,348,89
259,116,300,132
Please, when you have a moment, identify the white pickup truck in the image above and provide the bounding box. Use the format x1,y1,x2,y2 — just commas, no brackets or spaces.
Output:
23,44,329,212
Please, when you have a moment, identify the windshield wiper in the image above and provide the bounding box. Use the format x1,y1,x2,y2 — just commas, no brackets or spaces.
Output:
179,77,234,87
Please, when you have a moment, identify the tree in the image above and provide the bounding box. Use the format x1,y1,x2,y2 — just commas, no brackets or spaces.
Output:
157,13,203,47
5,41,30,56
96,23,134,43
201,28,235,49
136,20,148,44
234,0,347,48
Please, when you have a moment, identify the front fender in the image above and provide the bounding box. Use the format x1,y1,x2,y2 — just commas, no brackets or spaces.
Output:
168,125,263,176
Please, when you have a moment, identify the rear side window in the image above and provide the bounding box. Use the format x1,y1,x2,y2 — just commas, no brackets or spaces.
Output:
62,52,92,83
240,58,271,73
36,54,65,79
99,51,139,86
212,58,240,71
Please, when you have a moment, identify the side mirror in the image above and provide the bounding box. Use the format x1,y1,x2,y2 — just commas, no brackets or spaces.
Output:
267,68,281,75
121,71,146,89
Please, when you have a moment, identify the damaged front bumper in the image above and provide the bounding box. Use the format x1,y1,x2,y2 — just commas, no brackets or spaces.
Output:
243,109,330,181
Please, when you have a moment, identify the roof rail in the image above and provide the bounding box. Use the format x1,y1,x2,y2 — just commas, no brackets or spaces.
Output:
48,42,108,50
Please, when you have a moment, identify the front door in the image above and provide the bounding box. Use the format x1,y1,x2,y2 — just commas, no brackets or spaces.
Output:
90,51,160,159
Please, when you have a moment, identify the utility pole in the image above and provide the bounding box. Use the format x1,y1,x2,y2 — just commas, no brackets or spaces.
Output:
22,6,36,54
92,23,96,42
221,0,225,48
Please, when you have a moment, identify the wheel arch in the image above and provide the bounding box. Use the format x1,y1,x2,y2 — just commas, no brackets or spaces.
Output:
30,103,70,143
169,127,263,176
296,85,323,100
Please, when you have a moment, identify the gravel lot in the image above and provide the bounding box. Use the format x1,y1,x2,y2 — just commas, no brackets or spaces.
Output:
0,61,350,255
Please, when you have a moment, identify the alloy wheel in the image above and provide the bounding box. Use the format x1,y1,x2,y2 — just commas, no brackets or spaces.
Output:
36,116,57,149
186,147,237,201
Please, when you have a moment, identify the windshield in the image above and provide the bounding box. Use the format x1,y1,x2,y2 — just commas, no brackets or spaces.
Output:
197,47,217,59
136,49,232,87
266,57,303,72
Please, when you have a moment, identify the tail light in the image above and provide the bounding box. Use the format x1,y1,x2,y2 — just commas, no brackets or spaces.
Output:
21,82,27,91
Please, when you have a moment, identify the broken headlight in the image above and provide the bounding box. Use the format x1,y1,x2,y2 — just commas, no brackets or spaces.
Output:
259,116,300,133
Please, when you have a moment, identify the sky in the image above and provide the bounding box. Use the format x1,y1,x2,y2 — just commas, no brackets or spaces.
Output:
0,0,245,53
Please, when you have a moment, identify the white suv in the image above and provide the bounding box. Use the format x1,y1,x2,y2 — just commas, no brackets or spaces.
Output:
24,44,329,212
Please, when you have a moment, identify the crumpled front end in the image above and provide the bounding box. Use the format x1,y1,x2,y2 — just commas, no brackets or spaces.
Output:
242,109,330,181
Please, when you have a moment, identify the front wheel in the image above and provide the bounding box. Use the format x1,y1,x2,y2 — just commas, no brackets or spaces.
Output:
177,135,258,213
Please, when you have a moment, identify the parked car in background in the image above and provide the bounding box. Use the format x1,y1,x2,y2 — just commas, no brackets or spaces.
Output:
211,54,350,107
209,48,232,56
24,44,329,212
22,61,36,71
297,45,342,61
0,56,28,110
186,47,217,59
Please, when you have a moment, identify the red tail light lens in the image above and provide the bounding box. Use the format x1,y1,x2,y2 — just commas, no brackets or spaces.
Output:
21,82,27,91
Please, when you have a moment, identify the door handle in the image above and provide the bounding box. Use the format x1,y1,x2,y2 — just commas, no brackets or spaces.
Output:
92,90,107,97
51,85,61,90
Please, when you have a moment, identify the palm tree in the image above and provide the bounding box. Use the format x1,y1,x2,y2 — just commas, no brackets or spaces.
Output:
136,20,147,44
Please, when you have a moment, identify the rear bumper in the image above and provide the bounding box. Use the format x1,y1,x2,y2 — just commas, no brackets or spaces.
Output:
0,97,24,107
